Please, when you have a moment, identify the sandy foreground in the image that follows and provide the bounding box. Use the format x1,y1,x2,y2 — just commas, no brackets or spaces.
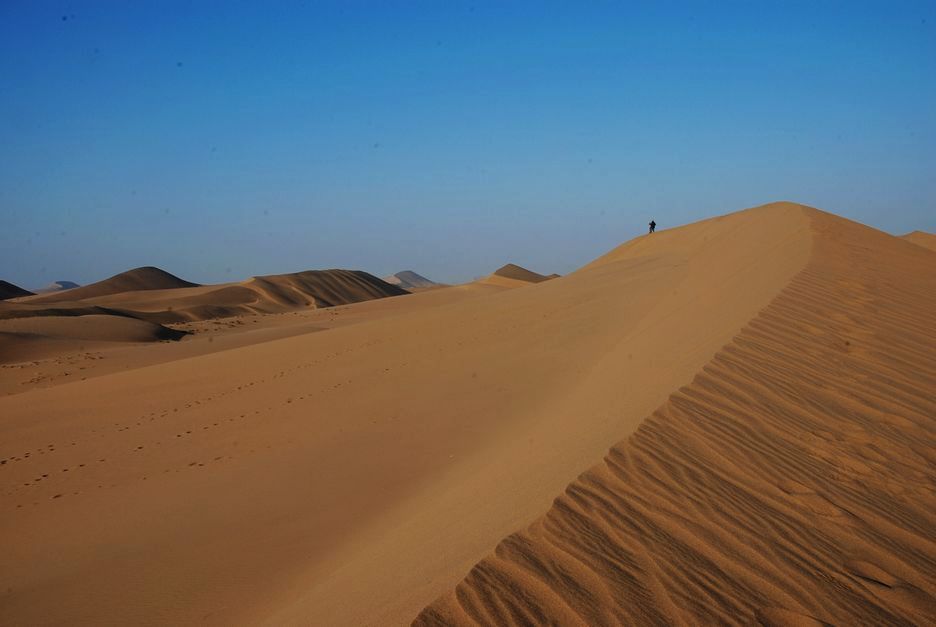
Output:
1,202,933,625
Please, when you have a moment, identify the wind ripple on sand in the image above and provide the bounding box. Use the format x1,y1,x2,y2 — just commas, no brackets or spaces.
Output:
416,210,936,625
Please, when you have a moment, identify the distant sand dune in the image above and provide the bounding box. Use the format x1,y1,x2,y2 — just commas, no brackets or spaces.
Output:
900,230,936,252
0,269,408,355
416,209,936,625
0,280,34,300
27,266,198,303
478,263,556,288
74,268,409,323
384,270,444,290
33,280,81,294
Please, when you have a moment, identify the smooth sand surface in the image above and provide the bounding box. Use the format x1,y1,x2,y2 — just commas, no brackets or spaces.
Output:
417,209,936,625
1,203,932,625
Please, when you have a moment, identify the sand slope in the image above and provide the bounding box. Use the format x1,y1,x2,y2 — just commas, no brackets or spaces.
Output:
416,209,936,625
0,280,34,300
0,202,815,625
28,266,198,303
900,230,936,252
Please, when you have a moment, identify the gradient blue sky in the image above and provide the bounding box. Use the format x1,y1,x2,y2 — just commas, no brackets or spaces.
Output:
2,1,934,289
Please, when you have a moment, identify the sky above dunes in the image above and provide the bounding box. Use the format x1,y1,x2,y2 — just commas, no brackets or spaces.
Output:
2,1,935,288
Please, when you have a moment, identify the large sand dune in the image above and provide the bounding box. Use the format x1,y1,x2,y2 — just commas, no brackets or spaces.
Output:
417,209,936,625
0,202,932,625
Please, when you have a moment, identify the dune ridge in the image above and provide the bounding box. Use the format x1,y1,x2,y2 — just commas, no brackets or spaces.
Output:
415,209,936,625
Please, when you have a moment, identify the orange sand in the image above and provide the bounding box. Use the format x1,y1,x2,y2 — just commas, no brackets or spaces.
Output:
1,203,933,625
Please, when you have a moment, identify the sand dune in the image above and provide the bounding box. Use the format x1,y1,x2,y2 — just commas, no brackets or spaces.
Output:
27,266,198,303
33,280,81,294
478,263,556,288
0,280,34,300
417,210,936,625
901,230,936,252
384,270,444,290
0,203,932,625
0,202,812,625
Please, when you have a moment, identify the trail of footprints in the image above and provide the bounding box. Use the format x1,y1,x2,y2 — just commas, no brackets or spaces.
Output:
1,337,402,509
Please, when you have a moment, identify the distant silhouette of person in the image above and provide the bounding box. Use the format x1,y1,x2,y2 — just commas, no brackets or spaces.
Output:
649,219,656,234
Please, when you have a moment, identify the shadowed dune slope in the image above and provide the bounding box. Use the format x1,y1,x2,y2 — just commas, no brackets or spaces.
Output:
0,280,34,300
28,266,198,303
0,316,187,364
416,209,936,625
901,230,936,252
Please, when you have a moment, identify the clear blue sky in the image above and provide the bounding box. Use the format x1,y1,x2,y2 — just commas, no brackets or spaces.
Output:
2,1,934,289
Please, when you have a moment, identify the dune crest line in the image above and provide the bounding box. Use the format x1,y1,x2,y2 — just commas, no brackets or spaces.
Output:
415,208,936,625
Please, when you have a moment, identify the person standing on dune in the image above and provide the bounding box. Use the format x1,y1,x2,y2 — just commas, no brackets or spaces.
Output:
649,219,656,234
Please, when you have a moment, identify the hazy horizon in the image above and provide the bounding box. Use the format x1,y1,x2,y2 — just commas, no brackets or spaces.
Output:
2,1,935,289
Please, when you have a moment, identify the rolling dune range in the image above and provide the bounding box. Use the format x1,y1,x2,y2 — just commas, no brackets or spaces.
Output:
0,267,410,370
1,202,933,625
7,267,407,324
